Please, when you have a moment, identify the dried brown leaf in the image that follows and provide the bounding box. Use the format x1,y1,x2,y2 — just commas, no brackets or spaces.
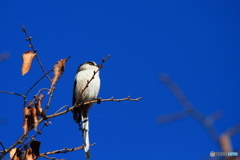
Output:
48,58,68,94
30,140,41,157
23,106,39,135
35,94,44,117
22,51,36,76
25,148,34,160
10,148,22,160
23,107,31,135
32,107,38,131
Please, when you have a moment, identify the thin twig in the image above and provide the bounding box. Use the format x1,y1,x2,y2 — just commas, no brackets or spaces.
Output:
54,105,69,114
224,123,240,137
36,88,50,97
25,70,53,96
0,91,25,98
157,110,223,125
157,110,188,124
21,24,52,82
45,90,54,113
0,134,25,159
39,96,141,123
27,122,49,146
0,142,6,155
40,144,95,156
40,154,65,160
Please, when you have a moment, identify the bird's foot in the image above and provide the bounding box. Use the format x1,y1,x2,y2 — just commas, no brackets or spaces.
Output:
97,97,101,104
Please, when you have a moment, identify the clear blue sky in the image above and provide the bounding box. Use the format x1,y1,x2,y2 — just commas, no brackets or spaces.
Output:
0,1,240,160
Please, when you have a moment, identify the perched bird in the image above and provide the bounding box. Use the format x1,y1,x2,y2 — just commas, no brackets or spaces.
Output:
72,61,100,159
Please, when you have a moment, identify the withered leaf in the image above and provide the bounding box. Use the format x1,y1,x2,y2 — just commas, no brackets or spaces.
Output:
32,107,38,131
23,107,31,135
10,148,22,160
48,58,68,94
30,140,41,156
23,106,39,135
22,51,36,76
35,94,44,117
25,148,34,160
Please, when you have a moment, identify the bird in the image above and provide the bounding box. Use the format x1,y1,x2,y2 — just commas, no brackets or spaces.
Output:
72,61,100,160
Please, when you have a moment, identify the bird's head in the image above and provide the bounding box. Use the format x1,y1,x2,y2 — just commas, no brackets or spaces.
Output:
77,61,99,72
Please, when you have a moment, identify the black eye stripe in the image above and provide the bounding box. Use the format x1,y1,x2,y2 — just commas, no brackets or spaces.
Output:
86,61,95,66
77,61,97,73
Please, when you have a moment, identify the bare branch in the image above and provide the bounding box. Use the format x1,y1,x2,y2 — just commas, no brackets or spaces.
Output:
223,123,240,137
0,96,141,158
23,97,141,149
0,91,25,98
207,110,223,124
43,96,142,121
219,134,232,153
40,144,95,156
157,110,223,125
36,88,49,97
0,141,6,154
159,73,220,145
45,91,54,113
25,70,53,97
40,155,65,160
156,110,188,124
0,134,25,159
54,105,69,114
21,24,52,82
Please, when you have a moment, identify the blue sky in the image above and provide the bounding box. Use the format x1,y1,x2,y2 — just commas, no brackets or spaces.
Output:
0,0,240,160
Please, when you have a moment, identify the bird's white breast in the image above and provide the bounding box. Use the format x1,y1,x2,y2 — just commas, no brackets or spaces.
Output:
74,69,100,103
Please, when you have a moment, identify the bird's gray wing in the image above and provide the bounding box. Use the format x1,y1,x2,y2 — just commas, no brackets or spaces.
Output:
72,79,79,122
72,78,77,106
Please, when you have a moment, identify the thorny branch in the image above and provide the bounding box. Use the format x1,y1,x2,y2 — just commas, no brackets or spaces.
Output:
21,24,52,82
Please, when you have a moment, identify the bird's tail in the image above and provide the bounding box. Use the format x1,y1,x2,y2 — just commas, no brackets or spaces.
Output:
81,115,91,160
